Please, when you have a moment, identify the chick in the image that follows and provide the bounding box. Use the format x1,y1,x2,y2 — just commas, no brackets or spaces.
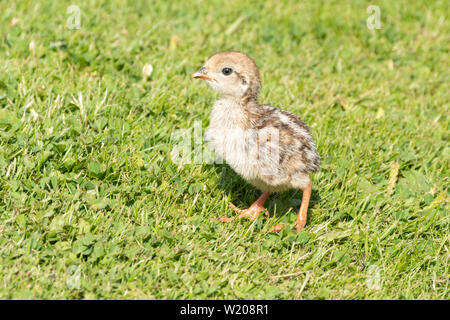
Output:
192,51,320,232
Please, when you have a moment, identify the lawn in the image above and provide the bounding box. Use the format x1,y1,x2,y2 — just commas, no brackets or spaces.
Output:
0,0,448,299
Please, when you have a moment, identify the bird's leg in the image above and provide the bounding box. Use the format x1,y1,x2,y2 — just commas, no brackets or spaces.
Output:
219,192,270,222
296,180,312,232
270,180,313,233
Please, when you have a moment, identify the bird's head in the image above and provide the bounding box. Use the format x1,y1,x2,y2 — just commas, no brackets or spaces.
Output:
192,51,261,102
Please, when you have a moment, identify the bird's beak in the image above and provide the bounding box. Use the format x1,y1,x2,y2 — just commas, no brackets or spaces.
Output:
192,67,212,81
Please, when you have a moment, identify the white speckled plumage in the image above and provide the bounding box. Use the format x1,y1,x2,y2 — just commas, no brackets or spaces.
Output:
200,52,320,192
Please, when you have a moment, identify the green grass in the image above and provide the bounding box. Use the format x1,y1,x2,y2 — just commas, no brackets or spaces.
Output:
0,0,448,299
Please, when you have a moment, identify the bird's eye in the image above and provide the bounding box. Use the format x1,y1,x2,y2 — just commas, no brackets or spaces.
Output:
222,67,233,76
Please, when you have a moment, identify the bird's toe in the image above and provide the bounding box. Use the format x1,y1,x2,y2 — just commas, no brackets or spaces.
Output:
270,224,284,233
218,216,234,223
295,220,306,233
228,202,244,214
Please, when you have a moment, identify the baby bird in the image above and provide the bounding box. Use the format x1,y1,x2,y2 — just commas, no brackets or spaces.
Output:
192,51,320,232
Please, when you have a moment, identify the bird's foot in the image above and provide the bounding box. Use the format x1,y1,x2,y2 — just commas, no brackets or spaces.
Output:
269,222,305,233
231,202,268,220
218,216,234,223
218,202,267,222
295,218,306,233
270,224,284,232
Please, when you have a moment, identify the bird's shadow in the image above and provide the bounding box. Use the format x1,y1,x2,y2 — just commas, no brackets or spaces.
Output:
213,165,321,221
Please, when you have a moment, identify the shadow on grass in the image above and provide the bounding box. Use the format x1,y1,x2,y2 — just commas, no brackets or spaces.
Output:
212,165,321,221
